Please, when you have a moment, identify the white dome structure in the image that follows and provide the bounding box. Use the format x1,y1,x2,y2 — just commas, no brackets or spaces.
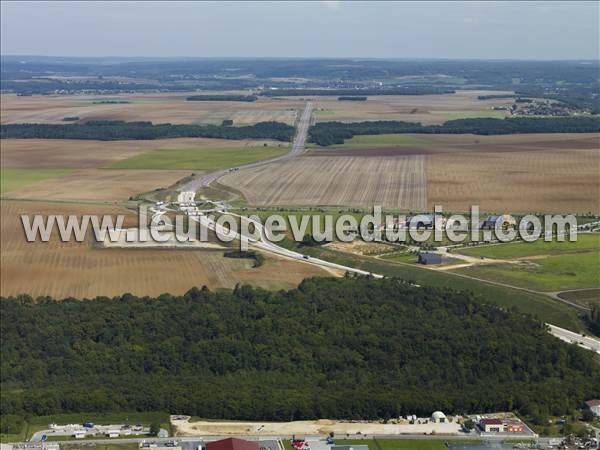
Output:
431,411,447,423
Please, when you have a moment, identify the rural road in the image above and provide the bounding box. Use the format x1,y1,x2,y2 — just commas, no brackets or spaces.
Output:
181,101,313,192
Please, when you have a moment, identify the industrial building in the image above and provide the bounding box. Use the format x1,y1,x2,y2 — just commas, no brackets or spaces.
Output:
480,418,503,433
479,417,527,434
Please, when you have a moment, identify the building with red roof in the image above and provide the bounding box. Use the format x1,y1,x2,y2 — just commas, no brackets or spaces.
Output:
206,438,259,450
479,418,503,433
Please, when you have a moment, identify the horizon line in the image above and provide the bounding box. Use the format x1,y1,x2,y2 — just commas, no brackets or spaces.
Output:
2,54,600,63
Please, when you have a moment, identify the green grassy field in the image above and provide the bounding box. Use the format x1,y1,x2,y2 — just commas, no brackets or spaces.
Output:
109,146,287,170
455,251,600,292
378,441,448,450
335,439,486,450
300,245,585,331
456,234,600,259
1,168,71,195
328,134,432,149
380,251,418,263
234,207,592,329
62,445,138,450
314,109,336,116
0,412,169,443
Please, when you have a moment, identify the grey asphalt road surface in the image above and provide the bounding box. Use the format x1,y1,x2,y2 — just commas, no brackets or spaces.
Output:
182,101,313,192
547,324,600,354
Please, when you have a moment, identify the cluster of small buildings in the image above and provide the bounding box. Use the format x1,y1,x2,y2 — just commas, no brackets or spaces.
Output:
511,100,585,117
48,421,145,439
378,213,517,234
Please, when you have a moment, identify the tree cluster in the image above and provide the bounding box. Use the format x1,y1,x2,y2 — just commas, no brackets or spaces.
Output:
584,307,600,336
186,95,258,102
0,120,295,142
308,116,600,146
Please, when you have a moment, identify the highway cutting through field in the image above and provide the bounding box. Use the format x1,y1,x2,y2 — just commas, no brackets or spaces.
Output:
181,101,313,192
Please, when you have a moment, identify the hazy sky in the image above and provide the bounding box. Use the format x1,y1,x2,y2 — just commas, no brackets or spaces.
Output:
1,1,598,59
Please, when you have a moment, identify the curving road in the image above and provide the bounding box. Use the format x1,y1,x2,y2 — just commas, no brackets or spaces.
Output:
177,192,382,279
181,101,313,192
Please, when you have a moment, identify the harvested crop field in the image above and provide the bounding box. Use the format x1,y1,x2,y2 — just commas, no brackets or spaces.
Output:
426,148,599,213
0,93,303,125
1,138,282,169
309,90,514,124
110,146,287,171
311,133,600,156
221,155,427,209
0,200,331,298
3,168,188,201
222,133,599,213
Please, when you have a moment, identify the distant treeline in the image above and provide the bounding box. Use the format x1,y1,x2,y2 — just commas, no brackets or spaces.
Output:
0,120,295,142
186,95,258,102
1,276,598,420
92,100,130,104
477,94,516,100
309,116,600,146
338,96,367,101
260,88,455,97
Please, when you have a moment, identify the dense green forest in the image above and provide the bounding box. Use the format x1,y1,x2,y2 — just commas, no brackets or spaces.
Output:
308,116,600,146
186,95,258,102
0,120,295,141
1,277,598,422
